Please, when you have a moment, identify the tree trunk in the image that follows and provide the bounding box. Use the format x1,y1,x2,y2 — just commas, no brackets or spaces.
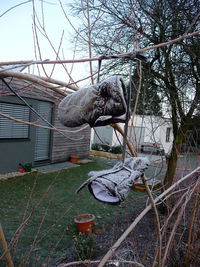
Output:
164,124,188,189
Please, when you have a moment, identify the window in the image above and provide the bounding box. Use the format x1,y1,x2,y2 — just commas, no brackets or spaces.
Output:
0,102,30,139
166,127,171,142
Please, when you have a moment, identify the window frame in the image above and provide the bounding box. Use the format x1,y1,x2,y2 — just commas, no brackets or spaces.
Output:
166,127,171,143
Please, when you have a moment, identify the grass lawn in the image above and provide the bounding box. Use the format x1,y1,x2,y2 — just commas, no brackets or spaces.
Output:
0,157,146,266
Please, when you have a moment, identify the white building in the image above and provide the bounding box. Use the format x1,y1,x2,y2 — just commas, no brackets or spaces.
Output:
91,115,173,155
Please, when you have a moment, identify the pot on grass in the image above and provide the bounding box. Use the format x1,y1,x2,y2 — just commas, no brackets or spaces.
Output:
70,155,78,164
74,214,95,234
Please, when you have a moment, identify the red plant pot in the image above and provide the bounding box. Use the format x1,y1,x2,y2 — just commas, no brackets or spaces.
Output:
74,214,95,234
70,155,78,164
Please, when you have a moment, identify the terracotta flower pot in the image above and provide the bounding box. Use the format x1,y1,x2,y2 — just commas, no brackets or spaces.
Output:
74,214,95,234
70,155,78,164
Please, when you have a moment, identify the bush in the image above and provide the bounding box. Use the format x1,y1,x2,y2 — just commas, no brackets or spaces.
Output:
91,143,102,151
73,233,95,260
110,145,123,154
92,143,123,154
92,143,110,152
24,163,32,172
101,144,110,152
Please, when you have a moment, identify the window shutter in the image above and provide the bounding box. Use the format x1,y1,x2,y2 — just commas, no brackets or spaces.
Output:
0,103,29,139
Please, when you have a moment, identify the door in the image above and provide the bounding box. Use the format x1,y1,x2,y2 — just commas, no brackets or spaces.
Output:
34,101,52,162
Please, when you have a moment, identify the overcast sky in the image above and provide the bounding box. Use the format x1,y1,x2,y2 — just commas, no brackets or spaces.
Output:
0,0,90,84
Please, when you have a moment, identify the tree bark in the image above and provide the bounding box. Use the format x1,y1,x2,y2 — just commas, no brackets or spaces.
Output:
164,124,188,188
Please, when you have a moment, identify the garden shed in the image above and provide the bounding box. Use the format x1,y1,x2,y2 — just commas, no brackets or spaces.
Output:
0,78,91,174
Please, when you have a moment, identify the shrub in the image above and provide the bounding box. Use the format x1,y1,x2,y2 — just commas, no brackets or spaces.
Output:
110,145,123,154
101,144,110,152
73,232,95,261
91,143,101,151
92,143,123,154
24,163,32,172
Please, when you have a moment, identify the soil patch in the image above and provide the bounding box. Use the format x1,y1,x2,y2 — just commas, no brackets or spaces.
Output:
93,194,157,266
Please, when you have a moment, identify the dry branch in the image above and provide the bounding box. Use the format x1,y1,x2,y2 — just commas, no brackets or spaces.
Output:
0,112,89,134
98,167,200,267
185,183,200,266
0,223,14,267
0,30,199,67
33,74,78,91
0,70,79,96
161,181,200,267
142,175,162,267
58,259,145,267
110,123,137,157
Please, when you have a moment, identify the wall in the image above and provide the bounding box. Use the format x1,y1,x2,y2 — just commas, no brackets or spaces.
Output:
51,107,91,162
91,115,173,154
0,95,42,174
132,115,173,154
0,78,91,174
92,125,113,146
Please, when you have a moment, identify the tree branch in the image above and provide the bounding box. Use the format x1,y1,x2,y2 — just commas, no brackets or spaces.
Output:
0,29,199,66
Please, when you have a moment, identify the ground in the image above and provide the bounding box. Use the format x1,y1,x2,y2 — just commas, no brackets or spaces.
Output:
93,196,157,266
60,191,158,266
0,155,199,266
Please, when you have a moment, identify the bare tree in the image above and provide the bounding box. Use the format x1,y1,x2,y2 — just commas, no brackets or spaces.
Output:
0,1,200,266
70,0,200,188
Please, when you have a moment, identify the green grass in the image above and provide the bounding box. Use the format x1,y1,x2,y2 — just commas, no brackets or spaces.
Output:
0,157,145,266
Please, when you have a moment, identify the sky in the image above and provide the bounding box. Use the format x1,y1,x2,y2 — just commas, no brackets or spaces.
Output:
0,0,90,84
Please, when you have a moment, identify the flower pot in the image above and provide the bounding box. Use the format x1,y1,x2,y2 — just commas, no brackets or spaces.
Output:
74,214,95,234
70,155,78,164
24,163,32,172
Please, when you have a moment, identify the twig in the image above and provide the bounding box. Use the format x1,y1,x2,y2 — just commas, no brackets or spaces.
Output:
0,112,89,133
86,0,94,84
33,74,78,91
0,29,199,66
21,197,53,265
0,0,31,18
32,0,49,78
121,60,133,162
129,60,142,151
185,183,199,266
110,123,137,157
141,175,162,267
152,190,188,266
0,223,14,267
0,70,69,96
58,259,145,267
97,167,200,267
24,81,61,101
1,79,84,141
58,0,88,43
0,171,60,261
23,196,81,255
12,173,38,260
161,181,200,267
